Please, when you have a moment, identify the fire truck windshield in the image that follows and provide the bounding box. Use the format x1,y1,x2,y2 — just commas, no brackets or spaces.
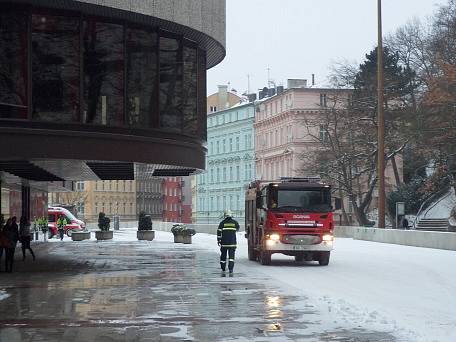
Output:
269,188,332,212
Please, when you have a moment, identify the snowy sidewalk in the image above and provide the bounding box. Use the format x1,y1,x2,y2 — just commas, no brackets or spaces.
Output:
0,229,454,341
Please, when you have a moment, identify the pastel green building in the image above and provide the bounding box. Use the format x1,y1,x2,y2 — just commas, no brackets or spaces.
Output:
195,102,255,224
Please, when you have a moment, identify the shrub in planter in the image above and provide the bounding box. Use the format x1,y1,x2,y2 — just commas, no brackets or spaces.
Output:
71,231,91,241
137,211,155,241
96,212,113,240
181,227,196,244
32,221,39,241
171,224,185,243
171,224,196,244
36,217,48,241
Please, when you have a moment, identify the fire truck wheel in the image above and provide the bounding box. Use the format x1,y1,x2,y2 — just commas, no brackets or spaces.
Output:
294,254,304,262
318,252,330,266
259,251,271,265
248,246,256,261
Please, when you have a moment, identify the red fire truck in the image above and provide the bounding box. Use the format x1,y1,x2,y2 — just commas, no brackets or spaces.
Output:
245,177,335,266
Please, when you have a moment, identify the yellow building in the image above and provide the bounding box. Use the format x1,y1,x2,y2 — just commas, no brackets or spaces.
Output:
49,180,136,222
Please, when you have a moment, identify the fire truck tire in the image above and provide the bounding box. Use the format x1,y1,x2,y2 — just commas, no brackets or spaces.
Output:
294,254,305,262
259,250,271,265
248,246,256,261
318,252,330,266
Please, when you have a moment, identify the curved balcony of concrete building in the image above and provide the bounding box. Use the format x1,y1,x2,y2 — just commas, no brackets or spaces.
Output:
0,0,225,181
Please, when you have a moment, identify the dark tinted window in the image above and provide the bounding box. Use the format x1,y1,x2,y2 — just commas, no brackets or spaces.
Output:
182,45,197,135
271,189,332,213
197,49,207,141
32,14,80,122
0,10,28,119
126,28,157,128
83,20,124,126
48,214,55,222
160,36,182,132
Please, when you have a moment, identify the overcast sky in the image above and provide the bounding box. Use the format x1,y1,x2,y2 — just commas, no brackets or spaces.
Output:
207,0,446,95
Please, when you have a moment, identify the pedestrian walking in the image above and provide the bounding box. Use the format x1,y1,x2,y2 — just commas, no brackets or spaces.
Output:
0,221,10,272
4,217,19,273
57,216,67,241
217,210,240,274
19,216,35,261
401,216,409,230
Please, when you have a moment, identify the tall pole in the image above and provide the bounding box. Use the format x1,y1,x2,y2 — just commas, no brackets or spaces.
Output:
377,0,386,228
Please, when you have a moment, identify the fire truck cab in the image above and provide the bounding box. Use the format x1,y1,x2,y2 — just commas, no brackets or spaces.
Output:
245,177,334,266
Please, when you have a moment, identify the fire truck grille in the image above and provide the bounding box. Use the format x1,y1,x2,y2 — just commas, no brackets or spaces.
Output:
283,235,321,245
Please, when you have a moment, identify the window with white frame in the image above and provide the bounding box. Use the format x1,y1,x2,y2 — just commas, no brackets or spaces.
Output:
319,125,330,142
76,181,85,191
320,93,327,107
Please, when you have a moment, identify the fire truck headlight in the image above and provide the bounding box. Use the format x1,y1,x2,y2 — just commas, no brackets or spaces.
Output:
266,239,275,247
269,233,280,241
322,234,334,242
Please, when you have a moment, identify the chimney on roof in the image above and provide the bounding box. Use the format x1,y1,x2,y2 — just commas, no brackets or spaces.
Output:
287,79,307,89
217,85,228,110
312,74,315,86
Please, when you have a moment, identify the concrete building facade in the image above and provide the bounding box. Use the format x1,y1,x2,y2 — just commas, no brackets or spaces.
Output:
163,177,192,223
195,102,255,223
0,0,226,221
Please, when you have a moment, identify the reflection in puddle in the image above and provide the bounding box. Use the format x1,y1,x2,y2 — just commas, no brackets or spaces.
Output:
265,295,283,319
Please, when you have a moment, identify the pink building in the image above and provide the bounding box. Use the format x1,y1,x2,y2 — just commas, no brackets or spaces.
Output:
255,80,338,180
254,79,403,225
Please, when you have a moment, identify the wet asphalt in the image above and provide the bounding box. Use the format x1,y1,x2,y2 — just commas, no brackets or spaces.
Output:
0,235,397,342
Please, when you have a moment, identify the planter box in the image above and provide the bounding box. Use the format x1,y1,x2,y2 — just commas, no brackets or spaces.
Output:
174,234,183,243
137,230,155,241
95,230,113,241
182,235,192,244
72,231,91,241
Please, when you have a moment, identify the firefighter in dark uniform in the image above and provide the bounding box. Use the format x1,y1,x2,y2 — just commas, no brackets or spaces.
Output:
217,210,240,273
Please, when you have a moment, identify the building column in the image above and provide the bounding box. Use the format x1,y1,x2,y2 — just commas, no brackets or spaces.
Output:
21,184,31,221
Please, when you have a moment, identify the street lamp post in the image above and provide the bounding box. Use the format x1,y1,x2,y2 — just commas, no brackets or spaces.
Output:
377,0,386,228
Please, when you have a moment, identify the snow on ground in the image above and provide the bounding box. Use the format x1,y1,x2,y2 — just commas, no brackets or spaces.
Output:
49,229,456,341
190,232,456,342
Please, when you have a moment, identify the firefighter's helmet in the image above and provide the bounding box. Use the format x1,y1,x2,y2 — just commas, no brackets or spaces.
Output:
224,210,233,218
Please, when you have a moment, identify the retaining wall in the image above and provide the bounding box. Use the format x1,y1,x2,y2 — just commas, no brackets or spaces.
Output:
335,226,456,251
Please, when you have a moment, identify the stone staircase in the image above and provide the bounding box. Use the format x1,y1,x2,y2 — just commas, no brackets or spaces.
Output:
415,218,449,232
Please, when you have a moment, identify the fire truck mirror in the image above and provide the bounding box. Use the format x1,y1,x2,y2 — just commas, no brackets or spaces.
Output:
256,194,263,209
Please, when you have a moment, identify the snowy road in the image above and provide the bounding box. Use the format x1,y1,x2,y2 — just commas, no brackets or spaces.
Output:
191,231,456,342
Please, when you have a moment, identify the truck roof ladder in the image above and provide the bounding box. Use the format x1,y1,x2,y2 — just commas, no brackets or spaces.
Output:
279,177,321,183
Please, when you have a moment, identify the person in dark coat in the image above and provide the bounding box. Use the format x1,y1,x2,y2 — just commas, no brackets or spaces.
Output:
19,216,35,261
0,219,10,272
217,210,240,274
4,216,19,272
401,216,409,230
